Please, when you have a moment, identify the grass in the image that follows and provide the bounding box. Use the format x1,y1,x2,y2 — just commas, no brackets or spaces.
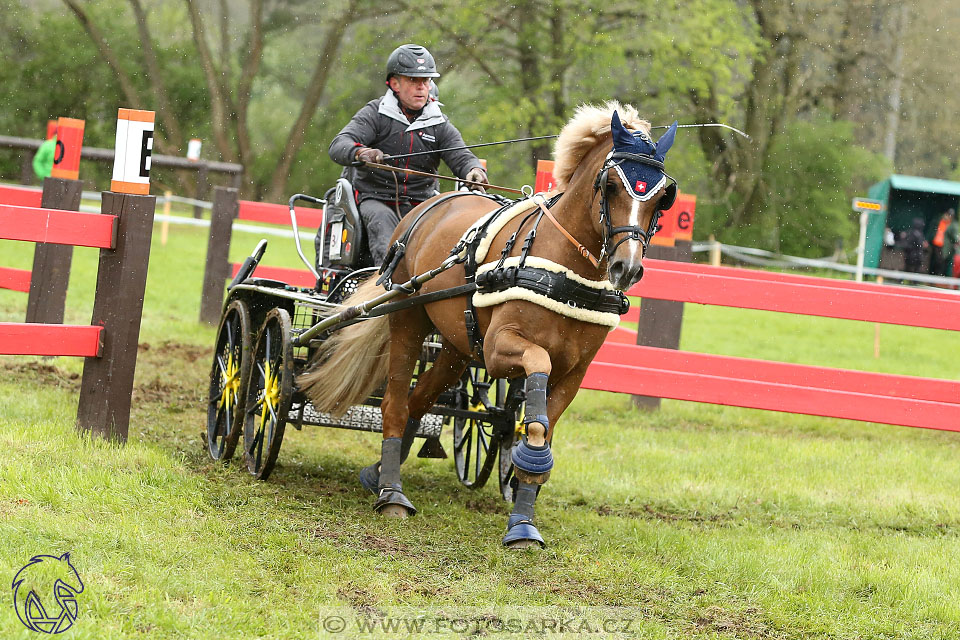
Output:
2,213,960,638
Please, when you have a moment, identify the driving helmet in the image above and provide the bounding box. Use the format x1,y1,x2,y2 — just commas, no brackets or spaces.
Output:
386,44,440,80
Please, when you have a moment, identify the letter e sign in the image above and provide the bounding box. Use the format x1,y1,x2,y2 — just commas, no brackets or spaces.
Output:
111,108,155,195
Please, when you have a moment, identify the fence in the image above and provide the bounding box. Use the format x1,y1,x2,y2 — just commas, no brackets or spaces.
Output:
198,188,323,323
583,258,960,432
0,179,156,442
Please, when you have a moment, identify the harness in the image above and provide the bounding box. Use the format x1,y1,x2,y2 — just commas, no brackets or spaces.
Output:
366,142,678,353
593,151,677,262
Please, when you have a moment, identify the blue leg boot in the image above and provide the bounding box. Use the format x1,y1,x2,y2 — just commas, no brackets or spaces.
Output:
503,481,545,548
511,372,554,476
359,418,419,494
372,437,417,517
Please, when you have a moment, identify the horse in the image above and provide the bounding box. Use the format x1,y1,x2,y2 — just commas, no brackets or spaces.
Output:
299,102,679,548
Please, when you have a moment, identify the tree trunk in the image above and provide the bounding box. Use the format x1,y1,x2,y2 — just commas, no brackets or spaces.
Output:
266,0,359,201
884,4,909,165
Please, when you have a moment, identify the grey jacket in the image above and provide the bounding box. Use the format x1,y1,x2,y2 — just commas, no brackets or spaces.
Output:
329,90,483,203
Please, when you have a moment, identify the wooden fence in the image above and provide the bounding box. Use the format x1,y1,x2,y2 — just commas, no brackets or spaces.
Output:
0,185,156,442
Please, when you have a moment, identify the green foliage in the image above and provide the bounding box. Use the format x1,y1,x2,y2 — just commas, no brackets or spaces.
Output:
761,118,888,256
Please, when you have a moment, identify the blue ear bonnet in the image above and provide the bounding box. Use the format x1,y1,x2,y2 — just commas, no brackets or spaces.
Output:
608,111,677,202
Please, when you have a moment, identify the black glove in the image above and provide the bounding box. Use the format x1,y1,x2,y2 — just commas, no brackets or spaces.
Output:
355,147,384,164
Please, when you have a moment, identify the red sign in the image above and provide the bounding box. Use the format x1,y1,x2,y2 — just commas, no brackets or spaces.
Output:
50,117,85,180
651,193,696,247
534,160,556,193
45,119,57,140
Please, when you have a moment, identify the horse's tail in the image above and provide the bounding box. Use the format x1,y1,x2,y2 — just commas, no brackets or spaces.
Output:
297,277,390,417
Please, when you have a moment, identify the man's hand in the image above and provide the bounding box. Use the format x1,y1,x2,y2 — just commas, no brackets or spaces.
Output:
355,147,385,164
464,167,488,192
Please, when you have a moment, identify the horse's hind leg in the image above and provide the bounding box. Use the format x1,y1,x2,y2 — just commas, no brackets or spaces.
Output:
359,340,470,492
368,309,432,518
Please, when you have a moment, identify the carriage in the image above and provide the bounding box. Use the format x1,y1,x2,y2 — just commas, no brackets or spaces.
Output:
204,180,523,501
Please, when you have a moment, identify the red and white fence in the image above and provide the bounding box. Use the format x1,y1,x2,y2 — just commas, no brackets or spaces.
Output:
584,259,960,432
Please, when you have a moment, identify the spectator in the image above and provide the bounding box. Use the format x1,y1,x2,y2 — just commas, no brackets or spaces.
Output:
897,217,928,276
940,212,959,277
929,208,954,274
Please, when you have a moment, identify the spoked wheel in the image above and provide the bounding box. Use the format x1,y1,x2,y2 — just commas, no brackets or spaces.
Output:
243,308,294,480
206,299,252,461
498,426,520,502
453,367,508,489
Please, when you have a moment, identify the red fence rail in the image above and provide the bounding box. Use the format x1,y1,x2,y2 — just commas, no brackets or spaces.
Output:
589,260,960,432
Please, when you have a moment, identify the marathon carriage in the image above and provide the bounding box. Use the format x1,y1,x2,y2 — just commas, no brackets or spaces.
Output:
205,178,523,501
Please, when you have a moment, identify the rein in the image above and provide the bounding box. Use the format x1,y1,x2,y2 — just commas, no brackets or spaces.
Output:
532,194,600,268
360,161,524,195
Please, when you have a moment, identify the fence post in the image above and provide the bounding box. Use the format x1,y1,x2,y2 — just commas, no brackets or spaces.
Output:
24,177,83,324
199,186,238,325
76,192,156,442
194,163,209,219
632,240,692,411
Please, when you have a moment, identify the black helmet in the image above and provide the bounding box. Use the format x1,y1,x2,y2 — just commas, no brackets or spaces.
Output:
386,44,440,80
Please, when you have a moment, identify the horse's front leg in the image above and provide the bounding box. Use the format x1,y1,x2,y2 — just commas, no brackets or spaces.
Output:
486,327,572,548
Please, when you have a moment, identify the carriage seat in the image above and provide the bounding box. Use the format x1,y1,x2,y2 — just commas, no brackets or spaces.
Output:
316,177,366,271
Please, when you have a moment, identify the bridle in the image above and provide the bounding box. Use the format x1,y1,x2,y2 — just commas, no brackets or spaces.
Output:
592,151,678,262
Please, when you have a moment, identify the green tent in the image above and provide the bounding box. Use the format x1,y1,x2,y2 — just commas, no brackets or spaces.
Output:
865,175,960,268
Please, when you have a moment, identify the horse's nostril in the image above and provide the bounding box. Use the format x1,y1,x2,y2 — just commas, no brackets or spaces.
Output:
609,261,625,282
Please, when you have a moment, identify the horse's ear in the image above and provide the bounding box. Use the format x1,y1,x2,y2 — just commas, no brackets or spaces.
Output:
610,110,637,150
655,121,679,161
60,552,71,562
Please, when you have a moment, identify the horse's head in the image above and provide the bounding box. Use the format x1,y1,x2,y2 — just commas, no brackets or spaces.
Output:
595,111,678,290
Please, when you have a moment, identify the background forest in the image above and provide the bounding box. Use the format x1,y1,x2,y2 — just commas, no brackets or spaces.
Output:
1,0,957,257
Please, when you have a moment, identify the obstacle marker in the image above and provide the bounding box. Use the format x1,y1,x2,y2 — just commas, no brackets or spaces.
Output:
111,108,155,195
50,117,84,180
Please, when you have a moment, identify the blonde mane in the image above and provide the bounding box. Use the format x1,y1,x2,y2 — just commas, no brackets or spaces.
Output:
552,102,651,191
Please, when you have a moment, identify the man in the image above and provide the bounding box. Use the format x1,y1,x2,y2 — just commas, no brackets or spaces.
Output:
328,44,488,267
940,210,959,278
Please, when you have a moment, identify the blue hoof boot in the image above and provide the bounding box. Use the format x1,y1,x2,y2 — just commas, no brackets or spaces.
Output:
511,440,554,474
503,520,545,548
358,462,380,495
374,487,417,516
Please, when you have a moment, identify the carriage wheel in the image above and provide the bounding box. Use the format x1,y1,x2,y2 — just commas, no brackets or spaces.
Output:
453,367,506,489
497,425,520,502
243,308,294,480
206,299,252,461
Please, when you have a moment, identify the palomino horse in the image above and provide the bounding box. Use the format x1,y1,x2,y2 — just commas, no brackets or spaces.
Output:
299,102,678,547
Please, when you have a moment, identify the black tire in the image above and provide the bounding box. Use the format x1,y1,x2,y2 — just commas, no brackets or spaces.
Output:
453,367,508,489
243,308,294,480
206,299,252,461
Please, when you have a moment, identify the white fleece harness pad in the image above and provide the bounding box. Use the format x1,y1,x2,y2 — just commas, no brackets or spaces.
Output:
459,197,542,263
473,256,621,328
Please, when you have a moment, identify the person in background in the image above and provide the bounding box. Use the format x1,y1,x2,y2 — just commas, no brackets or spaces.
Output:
929,208,954,275
939,211,959,278
328,44,487,268
898,217,928,277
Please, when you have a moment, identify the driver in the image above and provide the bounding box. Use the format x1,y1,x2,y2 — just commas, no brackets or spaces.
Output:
328,44,488,267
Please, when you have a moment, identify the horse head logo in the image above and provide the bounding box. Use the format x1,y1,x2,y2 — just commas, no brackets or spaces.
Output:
12,553,84,634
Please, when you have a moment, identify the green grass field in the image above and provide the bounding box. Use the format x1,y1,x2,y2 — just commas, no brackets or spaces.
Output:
2,210,960,639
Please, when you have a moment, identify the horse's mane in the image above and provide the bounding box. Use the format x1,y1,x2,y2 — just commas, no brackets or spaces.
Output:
552,102,651,191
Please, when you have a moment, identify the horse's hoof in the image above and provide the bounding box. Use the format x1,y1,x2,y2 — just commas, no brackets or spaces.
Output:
502,520,545,548
373,488,417,517
505,538,541,550
378,504,411,518
358,462,380,494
